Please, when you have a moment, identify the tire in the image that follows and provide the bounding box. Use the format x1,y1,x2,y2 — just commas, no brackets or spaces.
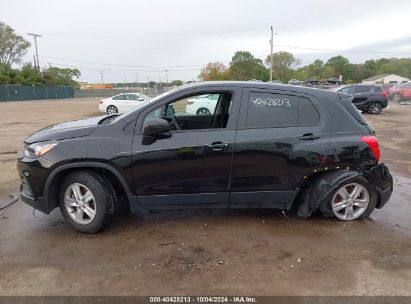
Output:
368,101,383,114
107,105,118,114
320,176,377,221
196,107,211,115
393,93,402,103
59,170,116,233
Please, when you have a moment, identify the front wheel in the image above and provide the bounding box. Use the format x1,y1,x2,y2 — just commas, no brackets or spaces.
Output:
59,171,115,233
107,105,118,114
368,102,383,114
324,178,377,221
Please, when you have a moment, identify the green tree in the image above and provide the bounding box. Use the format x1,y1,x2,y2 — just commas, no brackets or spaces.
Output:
0,64,17,84
199,62,229,81
228,51,268,81
17,63,42,85
42,67,81,87
0,22,31,66
325,56,350,77
266,51,300,82
171,80,183,86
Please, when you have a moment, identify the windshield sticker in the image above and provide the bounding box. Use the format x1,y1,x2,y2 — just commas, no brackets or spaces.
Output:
250,96,291,107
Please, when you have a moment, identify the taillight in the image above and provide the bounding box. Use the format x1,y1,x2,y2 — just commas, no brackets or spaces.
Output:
361,136,380,161
381,90,387,98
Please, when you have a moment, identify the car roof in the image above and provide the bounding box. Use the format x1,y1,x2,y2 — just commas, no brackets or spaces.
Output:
178,81,338,99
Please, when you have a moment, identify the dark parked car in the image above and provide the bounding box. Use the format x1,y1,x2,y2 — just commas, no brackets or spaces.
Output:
333,84,388,114
17,82,393,233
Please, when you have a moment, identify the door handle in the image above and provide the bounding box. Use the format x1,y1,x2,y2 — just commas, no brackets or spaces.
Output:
299,133,320,140
208,142,229,151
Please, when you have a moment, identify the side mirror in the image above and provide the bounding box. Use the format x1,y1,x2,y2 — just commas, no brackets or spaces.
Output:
138,97,144,101
143,118,170,137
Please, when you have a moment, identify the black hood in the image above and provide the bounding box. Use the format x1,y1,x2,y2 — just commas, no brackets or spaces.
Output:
25,116,107,144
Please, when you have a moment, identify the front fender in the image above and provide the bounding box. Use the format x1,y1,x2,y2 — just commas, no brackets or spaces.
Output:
43,161,138,213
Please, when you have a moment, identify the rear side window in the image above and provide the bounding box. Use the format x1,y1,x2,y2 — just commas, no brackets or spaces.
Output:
339,86,355,94
355,86,372,93
246,92,319,128
340,96,368,125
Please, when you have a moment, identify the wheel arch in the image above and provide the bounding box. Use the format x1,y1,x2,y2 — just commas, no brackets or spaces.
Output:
292,169,361,218
43,162,137,213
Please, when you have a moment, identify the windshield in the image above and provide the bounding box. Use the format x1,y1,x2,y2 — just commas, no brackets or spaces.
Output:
330,86,345,92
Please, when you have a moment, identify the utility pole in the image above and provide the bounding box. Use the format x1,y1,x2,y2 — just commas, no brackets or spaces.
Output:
136,74,139,91
33,55,37,70
100,71,104,84
165,69,169,86
269,26,273,82
27,33,42,71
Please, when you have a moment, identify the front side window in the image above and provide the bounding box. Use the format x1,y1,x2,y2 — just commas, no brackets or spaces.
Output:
142,92,232,131
246,92,319,128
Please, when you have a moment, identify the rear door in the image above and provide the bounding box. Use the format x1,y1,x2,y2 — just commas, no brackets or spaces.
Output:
353,85,372,105
230,88,330,209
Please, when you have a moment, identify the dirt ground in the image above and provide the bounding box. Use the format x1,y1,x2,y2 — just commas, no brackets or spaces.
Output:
0,98,411,296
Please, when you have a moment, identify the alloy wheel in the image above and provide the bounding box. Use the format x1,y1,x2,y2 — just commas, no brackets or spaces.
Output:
196,108,210,115
369,102,382,114
107,105,118,114
64,183,97,225
331,183,370,220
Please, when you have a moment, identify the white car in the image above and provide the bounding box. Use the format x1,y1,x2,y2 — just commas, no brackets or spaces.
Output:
99,93,151,114
185,94,219,115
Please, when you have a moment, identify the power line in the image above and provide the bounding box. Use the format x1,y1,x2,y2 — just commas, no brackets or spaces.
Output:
272,44,411,55
48,62,202,73
39,55,205,68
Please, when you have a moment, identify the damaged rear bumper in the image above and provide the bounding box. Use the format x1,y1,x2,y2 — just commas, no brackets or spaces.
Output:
364,163,393,208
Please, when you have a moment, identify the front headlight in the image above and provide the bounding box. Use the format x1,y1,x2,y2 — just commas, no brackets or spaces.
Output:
24,141,58,158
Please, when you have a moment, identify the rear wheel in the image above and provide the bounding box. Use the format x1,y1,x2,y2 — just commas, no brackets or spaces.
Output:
59,171,115,233
323,177,377,220
196,107,211,115
107,105,118,114
368,102,382,114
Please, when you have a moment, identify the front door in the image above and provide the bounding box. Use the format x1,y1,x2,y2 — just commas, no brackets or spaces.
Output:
230,88,329,209
131,87,241,207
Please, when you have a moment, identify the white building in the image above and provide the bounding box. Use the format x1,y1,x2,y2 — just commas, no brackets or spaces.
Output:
362,74,410,85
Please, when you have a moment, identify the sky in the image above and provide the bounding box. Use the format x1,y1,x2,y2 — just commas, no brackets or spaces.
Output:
1,0,411,83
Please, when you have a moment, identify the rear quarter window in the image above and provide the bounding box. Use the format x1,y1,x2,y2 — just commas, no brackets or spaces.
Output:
246,92,319,128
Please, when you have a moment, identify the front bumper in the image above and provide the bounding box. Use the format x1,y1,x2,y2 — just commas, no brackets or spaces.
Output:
17,156,53,214
365,163,393,208
20,191,49,214
98,103,107,113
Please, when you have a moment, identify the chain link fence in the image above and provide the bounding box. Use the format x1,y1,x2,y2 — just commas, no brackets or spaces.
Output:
0,85,75,102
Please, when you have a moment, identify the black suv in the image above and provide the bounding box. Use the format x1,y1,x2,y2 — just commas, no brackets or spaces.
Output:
334,84,388,114
17,82,393,233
